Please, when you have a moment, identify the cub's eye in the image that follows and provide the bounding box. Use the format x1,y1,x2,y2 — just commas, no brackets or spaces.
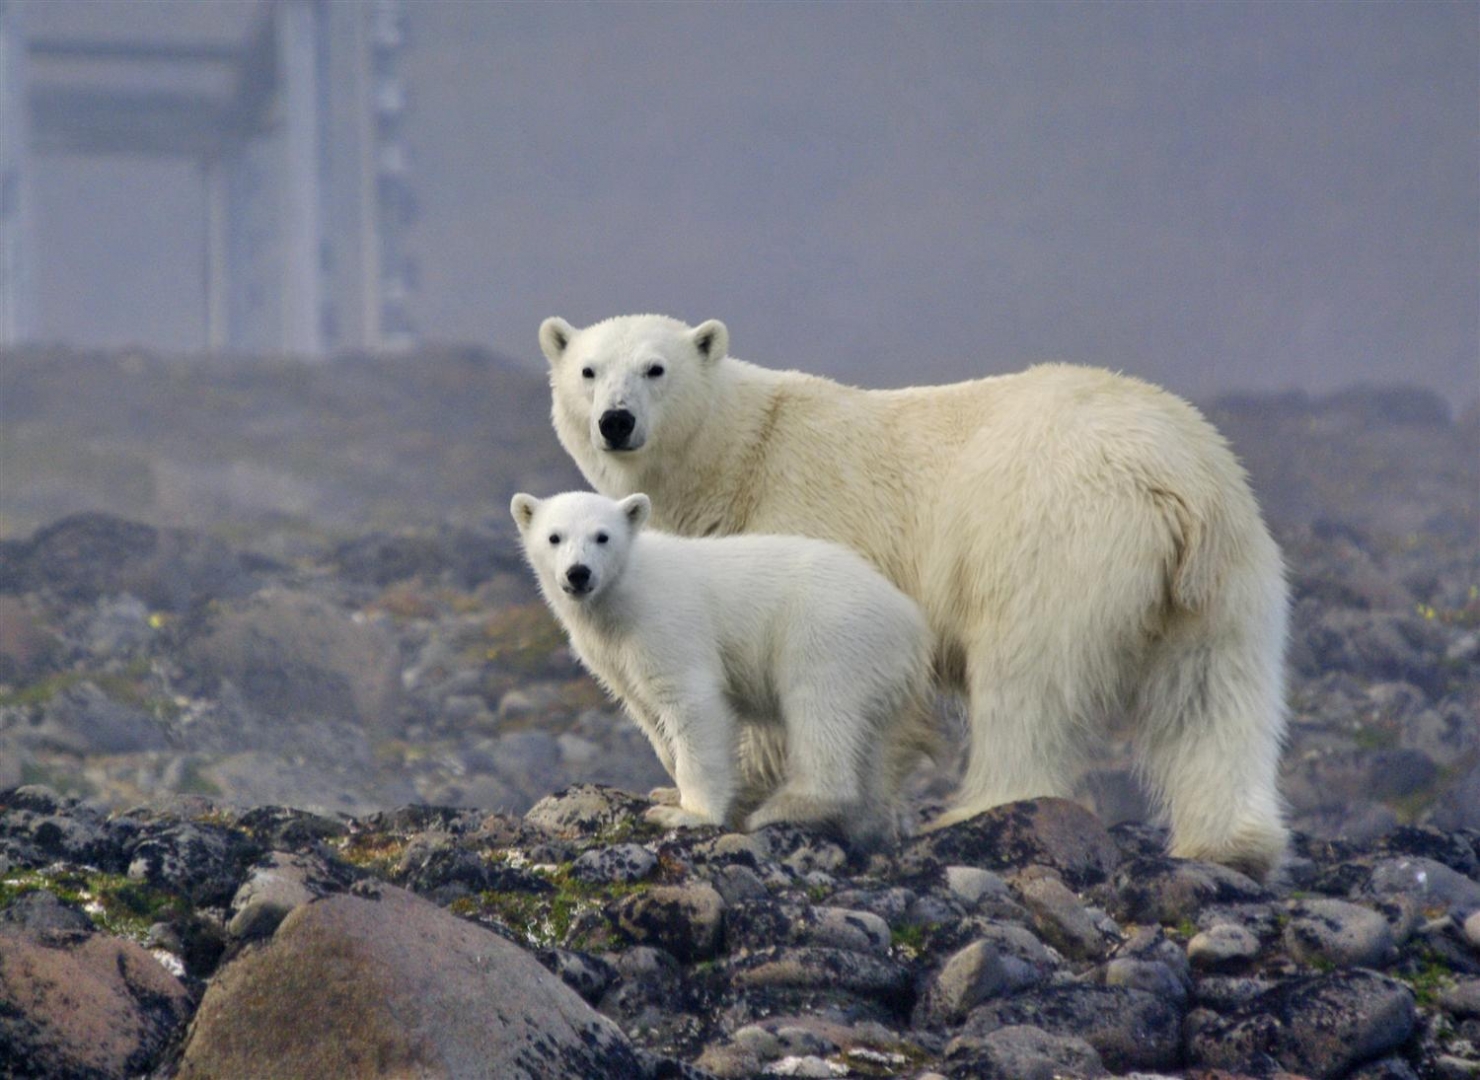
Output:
595,532,609,544
548,533,561,545
580,367,595,379
646,364,665,378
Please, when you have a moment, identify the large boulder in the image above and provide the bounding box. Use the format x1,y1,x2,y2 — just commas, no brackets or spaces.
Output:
0,902,193,1079
176,883,645,1079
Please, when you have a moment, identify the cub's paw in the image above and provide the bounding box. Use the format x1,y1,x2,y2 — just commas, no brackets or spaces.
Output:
646,786,682,807
644,804,718,830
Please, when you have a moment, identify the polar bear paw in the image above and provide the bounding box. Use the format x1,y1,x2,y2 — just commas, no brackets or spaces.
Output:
646,786,682,807
644,804,718,830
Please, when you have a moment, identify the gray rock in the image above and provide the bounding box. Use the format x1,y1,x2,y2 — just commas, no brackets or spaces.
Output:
1439,979,1480,1019
944,1024,1107,1080
609,882,726,962
1012,869,1115,961
175,884,644,1079
489,729,565,801
184,587,401,734
957,984,1182,1073
726,945,913,1005
803,906,892,954
1108,855,1269,925
82,594,156,656
901,797,1120,889
25,679,169,755
1284,898,1398,969
571,842,657,884
1194,974,1276,1011
763,1057,834,1077
1466,909,1480,951
1188,923,1261,969
0,889,94,934
1362,856,1480,915
539,947,619,1005
125,819,263,907
915,925,1063,1027
228,851,344,940
1428,762,1480,831
1186,969,1417,1079
525,783,654,839
944,865,1010,907
708,863,769,905
1101,958,1188,1007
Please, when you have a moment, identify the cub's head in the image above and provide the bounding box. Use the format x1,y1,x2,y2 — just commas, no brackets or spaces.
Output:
509,490,651,605
539,315,728,461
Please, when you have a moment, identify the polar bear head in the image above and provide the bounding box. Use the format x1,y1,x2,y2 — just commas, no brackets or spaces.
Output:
539,315,729,459
510,490,651,605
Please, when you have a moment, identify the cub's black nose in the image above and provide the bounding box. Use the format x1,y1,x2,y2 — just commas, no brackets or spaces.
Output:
599,409,636,447
565,564,592,590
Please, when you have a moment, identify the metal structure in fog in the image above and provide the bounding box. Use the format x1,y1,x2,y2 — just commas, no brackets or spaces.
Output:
0,0,416,356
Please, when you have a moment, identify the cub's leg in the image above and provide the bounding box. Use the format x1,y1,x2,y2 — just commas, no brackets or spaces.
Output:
643,680,741,830
745,678,888,846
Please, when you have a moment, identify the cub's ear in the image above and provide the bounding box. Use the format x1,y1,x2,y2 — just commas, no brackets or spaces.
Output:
539,317,577,365
510,493,540,531
690,319,728,364
619,493,652,532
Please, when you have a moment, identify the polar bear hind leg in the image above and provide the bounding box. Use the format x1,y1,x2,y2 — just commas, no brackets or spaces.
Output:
1132,596,1290,879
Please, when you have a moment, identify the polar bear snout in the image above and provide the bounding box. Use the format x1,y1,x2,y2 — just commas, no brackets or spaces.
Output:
563,563,594,595
598,408,640,451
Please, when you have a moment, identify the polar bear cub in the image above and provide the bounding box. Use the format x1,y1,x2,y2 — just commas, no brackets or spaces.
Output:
511,490,935,847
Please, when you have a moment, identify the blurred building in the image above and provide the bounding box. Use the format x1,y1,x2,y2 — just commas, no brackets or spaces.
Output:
0,0,416,356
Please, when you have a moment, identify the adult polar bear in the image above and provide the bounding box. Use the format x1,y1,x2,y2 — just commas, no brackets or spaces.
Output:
539,314,1290,877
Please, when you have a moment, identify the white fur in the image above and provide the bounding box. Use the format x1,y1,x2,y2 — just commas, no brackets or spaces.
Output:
540,314,1291,878
510,490,935,847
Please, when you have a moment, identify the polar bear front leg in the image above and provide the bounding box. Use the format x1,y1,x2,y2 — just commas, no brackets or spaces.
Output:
642,684,739,831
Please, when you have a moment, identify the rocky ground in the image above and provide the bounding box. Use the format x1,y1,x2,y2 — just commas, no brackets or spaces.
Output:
0,347,1477,1076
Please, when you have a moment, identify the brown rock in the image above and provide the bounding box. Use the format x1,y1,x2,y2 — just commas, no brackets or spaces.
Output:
176,883,642,1079
0,924,192,1079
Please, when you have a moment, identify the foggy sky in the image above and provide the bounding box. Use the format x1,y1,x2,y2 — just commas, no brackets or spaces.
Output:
24,1,1480,401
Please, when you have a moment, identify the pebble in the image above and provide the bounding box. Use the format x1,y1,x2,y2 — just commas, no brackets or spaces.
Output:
1188,923,1261,969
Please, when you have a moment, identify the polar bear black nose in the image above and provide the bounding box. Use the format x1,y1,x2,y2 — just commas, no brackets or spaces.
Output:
565,564,592,590
599,409,636,448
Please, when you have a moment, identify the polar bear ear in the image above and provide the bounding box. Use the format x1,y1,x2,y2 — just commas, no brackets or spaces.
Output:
619,493,651,532
539,317,577,365
510,493,540,532
690,320,728,364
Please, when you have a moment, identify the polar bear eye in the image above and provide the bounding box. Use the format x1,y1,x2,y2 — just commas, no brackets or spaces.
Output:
580,367,595,380
646,364,665,378
548,533,561,545
595,532,609,544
